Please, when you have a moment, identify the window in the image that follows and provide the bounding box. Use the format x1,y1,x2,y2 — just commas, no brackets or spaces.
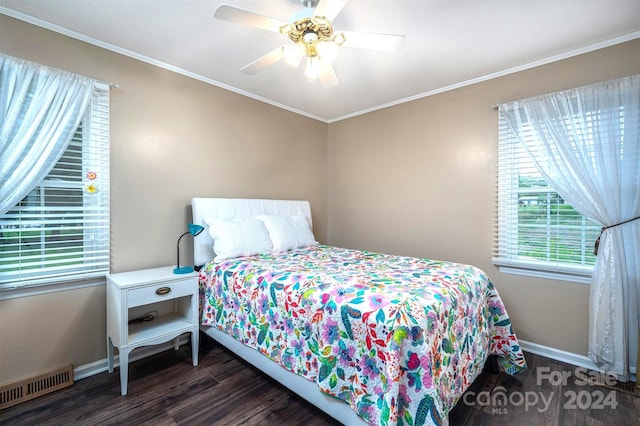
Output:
0,83,110,289
493,109,601,282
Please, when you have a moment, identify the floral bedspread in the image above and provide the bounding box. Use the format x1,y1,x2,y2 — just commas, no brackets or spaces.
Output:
199,245,526,426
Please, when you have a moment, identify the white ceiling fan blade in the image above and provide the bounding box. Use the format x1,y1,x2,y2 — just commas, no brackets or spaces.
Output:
340,31,406,52
319,62,339,89
313,0,348,21
240,47,285,74
214,5,286,33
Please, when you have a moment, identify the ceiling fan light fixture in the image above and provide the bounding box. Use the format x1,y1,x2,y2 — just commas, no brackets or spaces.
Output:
316,40,338,64
302,31,319,44
304,56,322,80
279,13,341,77
283,43,304,67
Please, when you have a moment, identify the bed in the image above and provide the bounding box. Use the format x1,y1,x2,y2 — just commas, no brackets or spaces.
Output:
192,197,526,426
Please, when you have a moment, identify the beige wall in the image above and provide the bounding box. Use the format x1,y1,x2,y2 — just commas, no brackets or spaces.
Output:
1,13,638,385
0,15,327,384
327,39,640,356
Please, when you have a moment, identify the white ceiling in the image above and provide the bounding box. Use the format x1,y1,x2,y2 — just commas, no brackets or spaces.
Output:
1,0,639,122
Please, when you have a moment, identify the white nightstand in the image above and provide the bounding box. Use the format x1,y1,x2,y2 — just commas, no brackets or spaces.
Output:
106,266,199,395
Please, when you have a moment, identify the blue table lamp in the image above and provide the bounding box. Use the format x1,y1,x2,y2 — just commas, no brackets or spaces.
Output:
174,223,204,274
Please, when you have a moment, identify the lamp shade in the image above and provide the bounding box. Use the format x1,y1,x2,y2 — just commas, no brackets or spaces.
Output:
188,223,204,237
173,223,204,274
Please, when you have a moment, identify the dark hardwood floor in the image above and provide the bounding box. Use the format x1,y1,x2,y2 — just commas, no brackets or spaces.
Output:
1,333,638,425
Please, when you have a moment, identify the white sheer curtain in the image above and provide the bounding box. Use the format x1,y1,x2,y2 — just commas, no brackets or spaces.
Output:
500,74,639,381
0,54,94,216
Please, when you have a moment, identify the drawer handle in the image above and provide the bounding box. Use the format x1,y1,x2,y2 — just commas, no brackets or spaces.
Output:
155,287,172,296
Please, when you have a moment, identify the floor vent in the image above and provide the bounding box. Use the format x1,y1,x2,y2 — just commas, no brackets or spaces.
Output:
608,380,640,397
585,372,639,397
0,365,74,410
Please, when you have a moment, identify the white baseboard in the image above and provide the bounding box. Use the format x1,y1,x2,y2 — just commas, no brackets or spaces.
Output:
519,339,636,380
73,335,190,381
519,339,599,371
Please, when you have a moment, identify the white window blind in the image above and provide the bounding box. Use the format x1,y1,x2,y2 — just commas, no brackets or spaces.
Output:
0,83,110,288
493,108,601,280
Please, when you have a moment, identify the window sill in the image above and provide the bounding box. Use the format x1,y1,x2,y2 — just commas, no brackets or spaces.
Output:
0,276,106,300
493,258,593,284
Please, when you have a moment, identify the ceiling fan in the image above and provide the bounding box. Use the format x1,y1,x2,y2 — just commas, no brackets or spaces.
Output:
214,0,406,88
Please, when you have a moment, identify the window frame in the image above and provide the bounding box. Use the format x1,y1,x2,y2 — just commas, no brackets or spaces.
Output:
493,108,600,284
0,82,110,298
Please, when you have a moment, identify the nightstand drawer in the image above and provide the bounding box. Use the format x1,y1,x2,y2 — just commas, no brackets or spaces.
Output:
127,278,194,308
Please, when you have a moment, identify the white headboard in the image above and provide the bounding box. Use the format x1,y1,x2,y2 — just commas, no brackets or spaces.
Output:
191,197,313,267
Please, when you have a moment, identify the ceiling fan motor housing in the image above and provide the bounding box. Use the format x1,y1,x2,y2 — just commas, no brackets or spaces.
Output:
281,14,345,62
283,17,333,45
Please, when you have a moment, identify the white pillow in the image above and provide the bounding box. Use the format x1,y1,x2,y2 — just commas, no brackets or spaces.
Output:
258,214,317,252
204,217,273,261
